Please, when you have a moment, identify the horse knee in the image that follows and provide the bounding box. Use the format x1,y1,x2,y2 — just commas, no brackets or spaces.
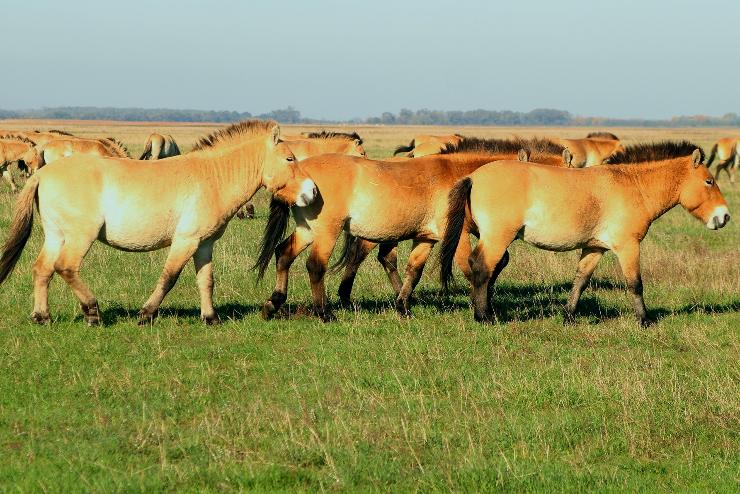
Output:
306,254,327,282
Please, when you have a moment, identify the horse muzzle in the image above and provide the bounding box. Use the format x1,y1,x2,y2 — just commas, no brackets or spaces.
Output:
706,206,730,230
295,178,318,207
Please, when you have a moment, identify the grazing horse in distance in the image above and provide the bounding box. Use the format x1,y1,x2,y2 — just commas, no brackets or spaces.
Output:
558,136,624,167
139,133,181,160
706,137,738,184
393,134,465,158
0,138,41,191
0,120,318,326
35,137,128,168
255,136,567,321
439,141,730,325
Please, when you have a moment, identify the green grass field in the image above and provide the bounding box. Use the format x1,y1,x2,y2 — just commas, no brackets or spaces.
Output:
0,123,738,492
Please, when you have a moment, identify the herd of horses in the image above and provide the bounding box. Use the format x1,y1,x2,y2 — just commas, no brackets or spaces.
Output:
0,121,733,326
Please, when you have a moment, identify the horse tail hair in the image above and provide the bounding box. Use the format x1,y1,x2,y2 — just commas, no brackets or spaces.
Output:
0,174,39,284
330,231,361,273
167,136,181,157
705,143,718,167
139,135,153,160
393,139,415,156
440,177,473,291
254,197,290,280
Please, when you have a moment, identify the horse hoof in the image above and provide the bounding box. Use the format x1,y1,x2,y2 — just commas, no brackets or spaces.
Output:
473,312,494,324
337,297,354,309
261,301,277,320
202,314,220,325
30,312,50,324
86,316,102,327
394,299,413,318
639,317,655,328
562,310,577,325
314,309,336,322
137,310,155,326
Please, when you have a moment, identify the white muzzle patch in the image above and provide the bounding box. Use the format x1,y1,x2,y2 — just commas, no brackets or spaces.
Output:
295,178,318,207
706,205,730,230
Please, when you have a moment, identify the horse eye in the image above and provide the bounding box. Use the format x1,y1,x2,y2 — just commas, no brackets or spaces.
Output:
705,178,714,186
286,156,295,162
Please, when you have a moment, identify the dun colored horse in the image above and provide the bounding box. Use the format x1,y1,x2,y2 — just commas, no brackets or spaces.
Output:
0,138,41,191
139,133,181,160
558,136,624,168
36,137,129,168
706,137,738,184
393,134,464,157
256,137,566,321
0,120,318,326
439,141,730,326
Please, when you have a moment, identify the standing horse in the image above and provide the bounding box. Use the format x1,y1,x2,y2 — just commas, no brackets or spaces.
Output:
393,134,464,157
439,141,730,325
139,133,181,160
37,137,128,166
256,137,566,321
0,120,318,326
558,136,624,167
0,138,41,191
237,130,366,219
706,137,738,184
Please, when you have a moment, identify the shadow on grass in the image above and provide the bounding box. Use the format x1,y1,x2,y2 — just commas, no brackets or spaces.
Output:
100,302,264,325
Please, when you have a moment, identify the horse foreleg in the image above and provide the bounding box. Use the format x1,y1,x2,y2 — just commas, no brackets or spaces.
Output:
564,247,605,323
306,232,342,322
193,241,218,324
1,168,18,193
139,237,199,325
53,236,99,326
337,238,377,306
395,240,434,317
613,242,650,327
262,227,312,320
377,242,403,296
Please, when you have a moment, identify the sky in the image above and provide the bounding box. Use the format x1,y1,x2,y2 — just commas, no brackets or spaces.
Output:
4,0,738,120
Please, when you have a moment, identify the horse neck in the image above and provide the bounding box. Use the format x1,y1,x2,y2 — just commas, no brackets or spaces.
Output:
617,159,687,222
447,153,517,174
196,140,266,215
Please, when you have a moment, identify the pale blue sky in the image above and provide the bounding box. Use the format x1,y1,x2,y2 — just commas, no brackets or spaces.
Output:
4,0,737,120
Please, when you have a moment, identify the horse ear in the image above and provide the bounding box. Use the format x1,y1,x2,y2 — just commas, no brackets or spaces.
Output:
270,124,280,145
354,139,362,146
517,149,529,162
691,148,702,167
562,149,573,167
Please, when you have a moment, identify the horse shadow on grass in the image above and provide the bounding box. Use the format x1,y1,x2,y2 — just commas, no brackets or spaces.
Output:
99,302,264,326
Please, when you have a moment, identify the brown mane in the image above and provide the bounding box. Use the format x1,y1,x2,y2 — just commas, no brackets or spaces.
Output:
303,130,363,144
606,141,703,165
46,129,75,136
191,120,277,152
441,136,565,162
586,131,619,140
0,135,36,146
101,137,131,158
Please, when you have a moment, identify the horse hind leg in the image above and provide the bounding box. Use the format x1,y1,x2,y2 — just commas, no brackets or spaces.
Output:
139,236,200,324
53,235,100,325
30,233,64,324
564,247,605,324
469,236,513,323
395,239,435,317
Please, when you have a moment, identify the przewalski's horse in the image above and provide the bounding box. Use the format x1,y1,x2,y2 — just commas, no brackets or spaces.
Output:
0,120,318,326
393,134,464,158
35,137,128,168
284,131,367,160
559,136,624,168
439,141,730,326
139,133,181,160
255,137,567,321
706,137,738,184
237,130,367,220
0,138,41,191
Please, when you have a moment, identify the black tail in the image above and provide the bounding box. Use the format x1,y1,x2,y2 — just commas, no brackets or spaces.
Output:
393,139,415,156
0,175,39,284
328,232,359,273
254,198,291,280
439,177,473,291
705,143,718,167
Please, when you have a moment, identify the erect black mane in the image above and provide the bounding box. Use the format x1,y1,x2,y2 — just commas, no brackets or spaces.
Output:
304,130,362,144
47,129,75,136
441,136,565,161
586,131,619,140
606,141,703,165
0,134,36,146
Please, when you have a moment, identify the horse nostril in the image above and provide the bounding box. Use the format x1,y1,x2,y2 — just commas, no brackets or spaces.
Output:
724,213,730,225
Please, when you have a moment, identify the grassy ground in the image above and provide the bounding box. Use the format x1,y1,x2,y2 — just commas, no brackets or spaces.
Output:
0,122,738,491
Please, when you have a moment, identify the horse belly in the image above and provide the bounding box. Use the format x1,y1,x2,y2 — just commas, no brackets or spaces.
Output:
347,203,426,242
100,203,178,251
520,205,590,252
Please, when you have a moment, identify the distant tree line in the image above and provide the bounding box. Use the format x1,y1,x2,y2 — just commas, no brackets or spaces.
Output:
1,106,738,127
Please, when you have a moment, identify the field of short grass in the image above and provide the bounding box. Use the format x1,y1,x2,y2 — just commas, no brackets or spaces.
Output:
0,122,738,491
